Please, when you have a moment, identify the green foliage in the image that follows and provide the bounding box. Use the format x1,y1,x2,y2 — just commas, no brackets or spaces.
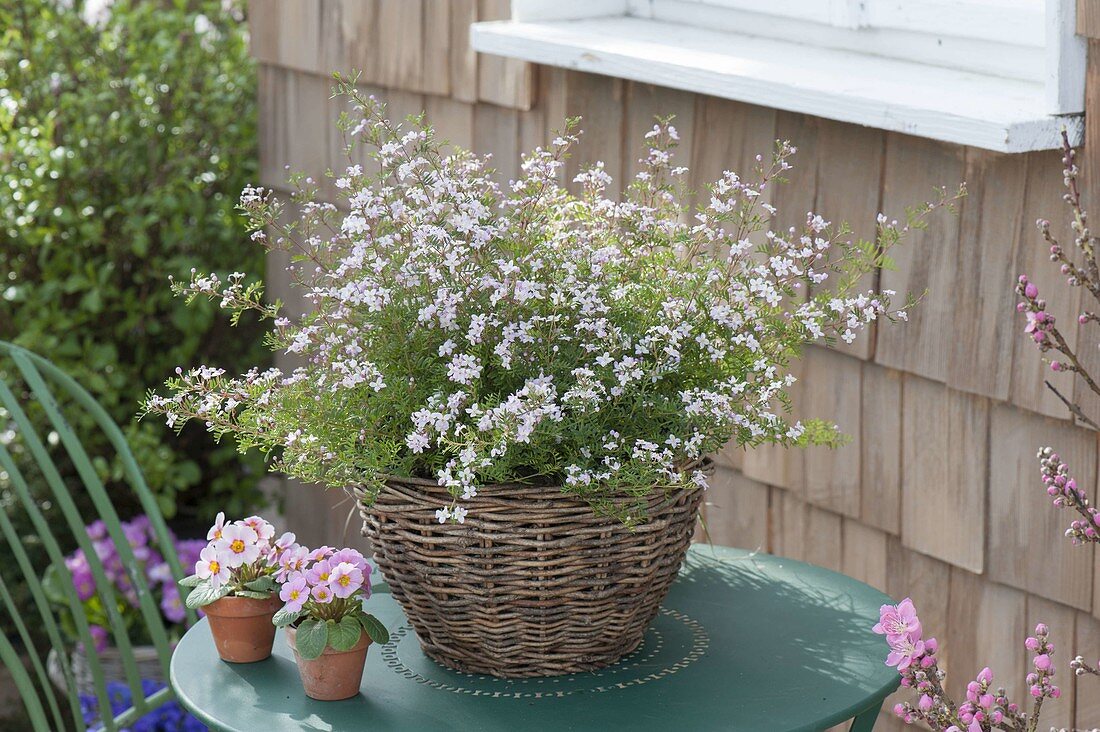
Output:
358,612,389,645
272,606,301,628
294,618,328,660
183,580,228,610
0,0,267,524
328,615,363,652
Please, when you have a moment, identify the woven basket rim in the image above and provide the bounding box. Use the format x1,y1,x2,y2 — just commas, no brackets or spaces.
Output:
374,457,713,494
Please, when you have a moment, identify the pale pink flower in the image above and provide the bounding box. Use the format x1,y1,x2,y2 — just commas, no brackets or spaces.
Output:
329,562,364,599
206,511,226,542
305,559,333,586
195,545,230,589
242,515,275,542
279,575,309,613
885,634,925,671
311,583,334,604
215,523,260,568
873,598,921,642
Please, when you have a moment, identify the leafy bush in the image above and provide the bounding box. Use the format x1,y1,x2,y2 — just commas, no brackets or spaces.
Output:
147,80,958,524
0,0,266,522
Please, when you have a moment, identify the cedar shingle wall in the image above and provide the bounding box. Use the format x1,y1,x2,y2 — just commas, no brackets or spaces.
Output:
251,2,1100,726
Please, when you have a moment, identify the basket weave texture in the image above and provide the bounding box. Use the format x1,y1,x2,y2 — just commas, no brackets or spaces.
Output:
359,468,706,678
47,644,164,696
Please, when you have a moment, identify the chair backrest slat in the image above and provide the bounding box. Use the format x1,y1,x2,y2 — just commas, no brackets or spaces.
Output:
0,380,147,729
0,620,52,731
11,347,196,625
0,441,120,731
0,341,197,730
14,351,176,672
0,575,66,730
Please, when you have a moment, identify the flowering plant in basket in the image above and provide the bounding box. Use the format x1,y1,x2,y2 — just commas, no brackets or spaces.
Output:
142,74,960,525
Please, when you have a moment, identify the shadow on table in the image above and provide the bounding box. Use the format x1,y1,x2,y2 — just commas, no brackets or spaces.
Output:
676,547,895,694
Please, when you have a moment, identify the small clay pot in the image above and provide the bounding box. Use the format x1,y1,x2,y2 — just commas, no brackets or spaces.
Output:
203,595,281,663
286,625,371,701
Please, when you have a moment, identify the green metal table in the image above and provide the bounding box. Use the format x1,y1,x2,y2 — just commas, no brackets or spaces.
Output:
170,545,899,731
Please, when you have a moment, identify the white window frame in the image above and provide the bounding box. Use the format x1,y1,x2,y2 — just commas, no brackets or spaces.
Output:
471,0,1086,151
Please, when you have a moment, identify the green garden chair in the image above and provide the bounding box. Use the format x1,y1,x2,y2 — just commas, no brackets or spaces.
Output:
0,340,198,731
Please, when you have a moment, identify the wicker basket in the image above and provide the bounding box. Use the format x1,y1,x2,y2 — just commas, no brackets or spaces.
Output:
359,465,706,678
47,644,165,696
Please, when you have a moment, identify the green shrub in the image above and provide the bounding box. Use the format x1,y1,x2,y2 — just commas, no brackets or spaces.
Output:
0,0,266,522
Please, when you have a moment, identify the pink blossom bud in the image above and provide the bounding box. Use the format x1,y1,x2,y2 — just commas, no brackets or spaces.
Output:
919,694,933,711
1025,282,1039,298
1051,686,1062,698
977,666,993,684
991,710,1003,724
1019,274,1029,284
921,655,935,668
1036,623,1049,635
1026,636,1040,650
979,694,994,708
1081,314,1090,324
893,703,906,717
1030,684,1042,697
924,638,938,654
1051,361,1063,371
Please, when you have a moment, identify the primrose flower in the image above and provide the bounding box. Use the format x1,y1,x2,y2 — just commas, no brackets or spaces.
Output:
280,575,309,613
215,523,261,568
329,548,368,573
273,531,297,556
305,559,333,586
242,515,275,543
277,544,309,582
311,584,334,604
195,545,230,589
207,511,226,542
329,562,364,599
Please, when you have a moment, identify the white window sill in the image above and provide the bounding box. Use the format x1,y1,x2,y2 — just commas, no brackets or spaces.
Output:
470,16,1084,153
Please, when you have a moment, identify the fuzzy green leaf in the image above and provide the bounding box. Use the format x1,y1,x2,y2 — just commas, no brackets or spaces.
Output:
243,575,275,593
272,607,301,628
358,613,389,645
235,590,272,600
295,619,328,660
328,615,363,652
178,574,204,588
184,581,229,609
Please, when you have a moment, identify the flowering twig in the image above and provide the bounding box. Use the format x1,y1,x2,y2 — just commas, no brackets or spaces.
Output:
878,599,1059,732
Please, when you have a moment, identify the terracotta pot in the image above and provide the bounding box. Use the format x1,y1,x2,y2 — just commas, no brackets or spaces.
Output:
204,594,281,663
286,625,371,701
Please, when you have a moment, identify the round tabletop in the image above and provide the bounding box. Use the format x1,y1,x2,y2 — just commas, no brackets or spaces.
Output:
171,545,899,732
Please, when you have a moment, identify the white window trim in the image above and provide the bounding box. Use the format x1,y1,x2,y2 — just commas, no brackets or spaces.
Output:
470,0,1086,152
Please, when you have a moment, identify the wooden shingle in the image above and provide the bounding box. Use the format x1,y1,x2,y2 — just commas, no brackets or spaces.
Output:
988,403,1096,610
901,375,988,574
